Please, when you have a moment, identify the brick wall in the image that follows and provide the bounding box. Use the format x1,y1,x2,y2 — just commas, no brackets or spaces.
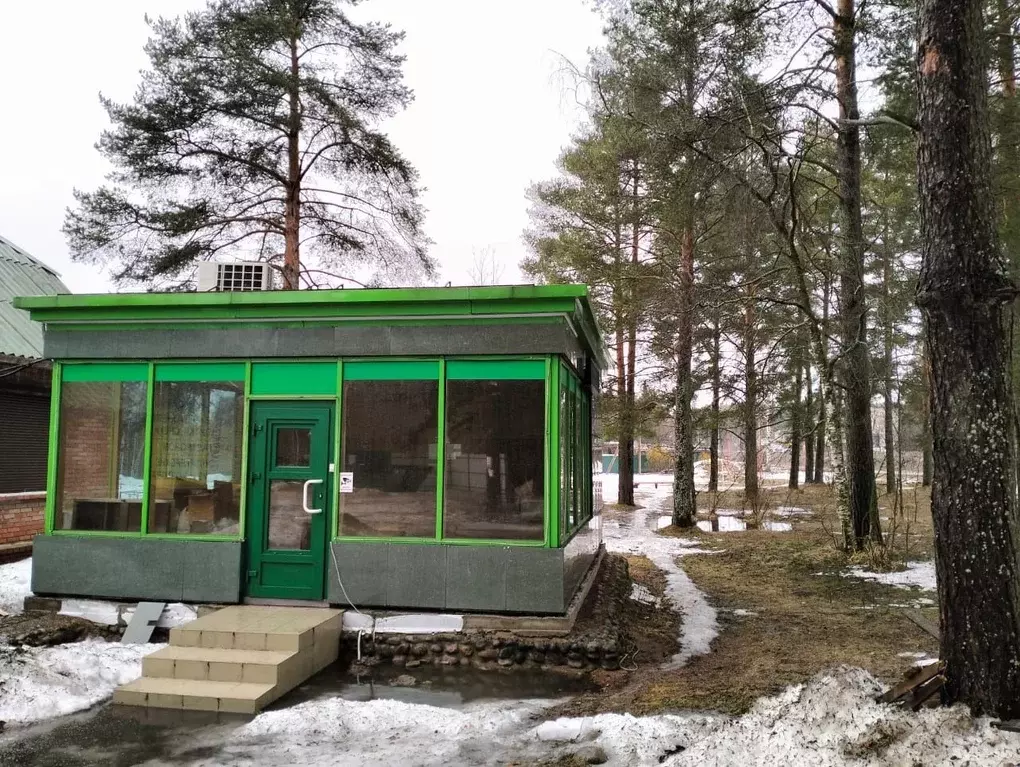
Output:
0,492,45,549
57,383,117,528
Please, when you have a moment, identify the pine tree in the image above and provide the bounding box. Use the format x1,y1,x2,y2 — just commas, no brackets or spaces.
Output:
64,0,432,289
917,0,1020,716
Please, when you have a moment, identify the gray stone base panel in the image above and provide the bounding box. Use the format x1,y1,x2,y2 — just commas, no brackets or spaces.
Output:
31,535,242,603
328,542,569,614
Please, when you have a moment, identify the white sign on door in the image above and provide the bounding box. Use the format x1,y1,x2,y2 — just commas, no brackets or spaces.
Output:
339,472,354,494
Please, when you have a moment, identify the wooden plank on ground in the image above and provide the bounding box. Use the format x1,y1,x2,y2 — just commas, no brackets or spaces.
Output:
878,660,944,705
901,609,940,639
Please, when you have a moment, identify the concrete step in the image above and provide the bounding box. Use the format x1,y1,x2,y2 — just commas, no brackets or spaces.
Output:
169,605,342,652
113,677,276,714
142,646,300,685
116,605,343,714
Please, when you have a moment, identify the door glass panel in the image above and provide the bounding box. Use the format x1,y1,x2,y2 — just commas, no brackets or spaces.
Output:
267,480,310,550
276,428,311,467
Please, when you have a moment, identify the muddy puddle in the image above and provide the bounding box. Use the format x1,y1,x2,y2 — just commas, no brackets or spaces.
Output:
653,513,793,533
0,661,596,767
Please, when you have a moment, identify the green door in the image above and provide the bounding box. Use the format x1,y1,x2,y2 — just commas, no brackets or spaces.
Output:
245,402,333,601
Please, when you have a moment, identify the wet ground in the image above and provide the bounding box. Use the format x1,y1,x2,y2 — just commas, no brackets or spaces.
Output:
0,663,595,767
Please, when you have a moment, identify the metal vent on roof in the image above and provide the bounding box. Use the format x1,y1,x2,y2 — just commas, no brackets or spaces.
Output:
197,262,274,292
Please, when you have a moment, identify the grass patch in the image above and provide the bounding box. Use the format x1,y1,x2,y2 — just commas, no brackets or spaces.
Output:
558,483,938,717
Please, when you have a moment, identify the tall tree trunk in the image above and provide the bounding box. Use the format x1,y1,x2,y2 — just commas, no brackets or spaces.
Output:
619,166,641,507
804,360,816,483
282,32,302,290
743,290,759,503
916,0,1020,716
922,348,934,486
617,321,635,506
883,234,897,495
672,224,697,527
790,344,802,489
814,277,830,484
709,317,721,492
833,0,881,548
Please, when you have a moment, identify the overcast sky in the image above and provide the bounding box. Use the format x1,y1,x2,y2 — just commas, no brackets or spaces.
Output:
0,0,605,294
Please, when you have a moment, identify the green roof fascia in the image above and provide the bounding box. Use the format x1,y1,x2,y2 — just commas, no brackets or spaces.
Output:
15,284,587,315
15,284,607,368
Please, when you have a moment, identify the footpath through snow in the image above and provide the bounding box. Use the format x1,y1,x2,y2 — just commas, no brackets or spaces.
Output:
602,483,720,666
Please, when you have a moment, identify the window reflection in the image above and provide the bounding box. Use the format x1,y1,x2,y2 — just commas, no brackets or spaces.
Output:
444,379,545,541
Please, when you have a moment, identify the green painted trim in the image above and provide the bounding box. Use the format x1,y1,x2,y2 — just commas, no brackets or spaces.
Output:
344,360,440,380
18,284,588,312
332,536,546,547
247,395,338,400
250,361,339,396
48,316,565,333
435,358,447,541
44,362,61,535
62,362,148,382
238,361,252,539
543,357,552,548
154,362,246,381
140,364,155,534
48,529,240,542
49,530,142,539
332,360,343,540
446,359,545,380
549,361,560,547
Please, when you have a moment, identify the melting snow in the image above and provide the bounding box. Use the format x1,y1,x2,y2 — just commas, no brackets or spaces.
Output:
604,485,720,667
0,639,162,725
171,667,1020,766
0,557,32,615
845,562,937,591
629,584,660,606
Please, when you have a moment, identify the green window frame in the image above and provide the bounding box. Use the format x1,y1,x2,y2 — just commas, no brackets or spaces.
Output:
441,359,549,546
47,361,249,541
334,359,442,542
559,362,593,544
47,356,562,549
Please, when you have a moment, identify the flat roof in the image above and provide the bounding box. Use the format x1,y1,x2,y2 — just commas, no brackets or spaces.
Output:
16,284,607,367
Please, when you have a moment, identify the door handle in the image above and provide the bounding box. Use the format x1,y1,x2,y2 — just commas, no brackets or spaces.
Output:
302,479,323,514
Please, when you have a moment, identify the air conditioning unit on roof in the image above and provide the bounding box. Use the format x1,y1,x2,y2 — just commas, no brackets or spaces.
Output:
197,261,275,292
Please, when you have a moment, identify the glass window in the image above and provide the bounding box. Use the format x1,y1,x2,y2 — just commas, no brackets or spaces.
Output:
444,379,545,541
147,380,244,535
339,380,438,538
55,380,147,532
276,428,311,467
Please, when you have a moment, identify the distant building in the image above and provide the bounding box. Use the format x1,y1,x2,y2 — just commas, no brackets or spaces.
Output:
0,234,68,556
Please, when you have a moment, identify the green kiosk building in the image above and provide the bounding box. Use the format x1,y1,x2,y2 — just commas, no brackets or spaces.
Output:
15,285,604,615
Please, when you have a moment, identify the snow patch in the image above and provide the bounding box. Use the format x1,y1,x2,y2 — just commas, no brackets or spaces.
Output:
845,561,937,591
604,485,720,667
0,639,162,725
629,583,660,606
0,557,32,615
773,506,811,517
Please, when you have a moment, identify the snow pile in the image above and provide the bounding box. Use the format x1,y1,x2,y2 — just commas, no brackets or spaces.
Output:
604,485,720,667
0,557,32,615
659,667,1020,766
189,697,548,766
0,639,162,725
846,561,937,591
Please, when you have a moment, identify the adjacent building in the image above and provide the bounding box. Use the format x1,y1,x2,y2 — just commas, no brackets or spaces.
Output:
15,285,605,614
0,235,68,556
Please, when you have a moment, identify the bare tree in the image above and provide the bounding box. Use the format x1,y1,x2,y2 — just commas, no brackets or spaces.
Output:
467,246,507,286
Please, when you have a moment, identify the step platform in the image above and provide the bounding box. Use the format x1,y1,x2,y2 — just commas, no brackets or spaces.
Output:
113,605,343,714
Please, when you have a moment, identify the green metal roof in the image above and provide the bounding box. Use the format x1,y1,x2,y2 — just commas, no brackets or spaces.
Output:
16,284,607,367
0,234,68,359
